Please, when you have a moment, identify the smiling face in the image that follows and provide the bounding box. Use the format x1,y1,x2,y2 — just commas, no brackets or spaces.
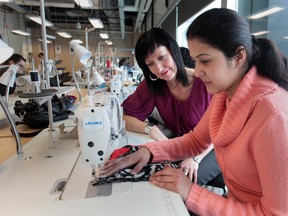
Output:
188,38,245,98
144,45,177,82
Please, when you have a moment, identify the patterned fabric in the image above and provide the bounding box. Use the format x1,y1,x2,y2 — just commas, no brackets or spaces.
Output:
94,145,181,186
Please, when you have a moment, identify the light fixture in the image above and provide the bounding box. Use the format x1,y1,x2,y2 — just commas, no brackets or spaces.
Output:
72,39,83,44
27,15,53,27
88,18,104,28
0,64,18,102
106,40,113,45
57,31,72,38
38,39,52,44
74,0,93,8
69,39,92,64
0,39,14,64
46,34,56,40
93,70,105,85
249,7,284,19
69,39,92,101
0,39,23,154
76,21,81,30
0,0,13,2
11,29,30,36
284,36,288,39
99,32,109,39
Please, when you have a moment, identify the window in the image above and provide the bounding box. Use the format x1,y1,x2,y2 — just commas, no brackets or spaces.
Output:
177,0,288,56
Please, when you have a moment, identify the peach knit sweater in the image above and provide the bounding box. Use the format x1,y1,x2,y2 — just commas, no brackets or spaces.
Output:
145,67,288,215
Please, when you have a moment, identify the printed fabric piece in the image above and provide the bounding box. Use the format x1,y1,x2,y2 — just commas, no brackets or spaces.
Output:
94,145,181,185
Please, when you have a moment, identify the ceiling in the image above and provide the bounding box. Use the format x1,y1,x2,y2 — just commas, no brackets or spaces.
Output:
0,0,152,41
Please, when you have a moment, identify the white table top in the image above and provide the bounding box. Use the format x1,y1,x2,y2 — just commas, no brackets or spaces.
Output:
0,124,190,216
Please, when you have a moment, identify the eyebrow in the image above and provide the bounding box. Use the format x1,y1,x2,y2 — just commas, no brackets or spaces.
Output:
195,53,209,59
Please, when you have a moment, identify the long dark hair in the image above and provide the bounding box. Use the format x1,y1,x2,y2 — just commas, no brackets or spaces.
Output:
186,8,288,90
135,27,188,95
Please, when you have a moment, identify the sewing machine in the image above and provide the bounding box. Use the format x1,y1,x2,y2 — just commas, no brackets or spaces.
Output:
76,91,126,197
0,90,190,215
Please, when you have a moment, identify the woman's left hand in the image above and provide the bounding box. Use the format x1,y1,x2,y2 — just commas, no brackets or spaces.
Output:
179,158,199,183
149,166,193,201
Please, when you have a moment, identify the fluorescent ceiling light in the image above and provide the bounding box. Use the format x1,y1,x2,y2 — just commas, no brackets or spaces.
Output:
57,31,72,38
46,34,56,40
0,0,13,2
74,0,93,8
72,39,83,44
249,7,284,19
88,18,104,28
38,39,52,44
252,31,269,36
11,30,30,36
27,15,53,27
284,36,288,39
99,33,109,39
106,40,113,45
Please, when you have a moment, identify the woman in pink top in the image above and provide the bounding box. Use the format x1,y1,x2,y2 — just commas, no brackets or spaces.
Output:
122,28,223,187
101,8,288,215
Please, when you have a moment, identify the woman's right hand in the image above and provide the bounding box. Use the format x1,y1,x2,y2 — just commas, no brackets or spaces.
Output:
100,146,152,177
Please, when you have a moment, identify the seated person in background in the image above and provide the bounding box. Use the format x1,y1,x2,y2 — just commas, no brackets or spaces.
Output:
0,53,26,96
121,27,223,187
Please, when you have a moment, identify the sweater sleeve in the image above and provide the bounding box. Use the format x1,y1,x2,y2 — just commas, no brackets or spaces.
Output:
145,101,212,162
145,101,288,215
186,113,288,216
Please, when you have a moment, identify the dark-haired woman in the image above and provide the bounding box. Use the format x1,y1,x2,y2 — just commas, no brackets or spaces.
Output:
102,8,288,215
122,27,223,187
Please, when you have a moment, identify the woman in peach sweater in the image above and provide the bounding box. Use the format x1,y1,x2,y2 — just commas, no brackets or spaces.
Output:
101,8,288,215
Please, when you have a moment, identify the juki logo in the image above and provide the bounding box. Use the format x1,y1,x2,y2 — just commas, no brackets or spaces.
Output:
85,121,103,125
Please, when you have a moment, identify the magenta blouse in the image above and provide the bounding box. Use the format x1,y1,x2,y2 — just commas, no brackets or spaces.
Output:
122,78,212,136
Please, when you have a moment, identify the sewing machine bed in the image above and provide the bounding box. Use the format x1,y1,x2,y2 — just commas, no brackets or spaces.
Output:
0,126,189,216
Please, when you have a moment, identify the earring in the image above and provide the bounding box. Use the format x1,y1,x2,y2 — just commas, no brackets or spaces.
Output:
149,74,158,81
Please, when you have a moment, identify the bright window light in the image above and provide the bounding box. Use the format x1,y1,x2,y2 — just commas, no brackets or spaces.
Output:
249,7,284,19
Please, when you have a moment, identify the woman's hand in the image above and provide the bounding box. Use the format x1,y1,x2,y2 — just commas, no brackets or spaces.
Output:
100,147,152,177
179,158,199,183
149,166,193,201
149,126,169,141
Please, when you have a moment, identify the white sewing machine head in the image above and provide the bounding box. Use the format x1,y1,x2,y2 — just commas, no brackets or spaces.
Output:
15,72,41,93
77,92,124,177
